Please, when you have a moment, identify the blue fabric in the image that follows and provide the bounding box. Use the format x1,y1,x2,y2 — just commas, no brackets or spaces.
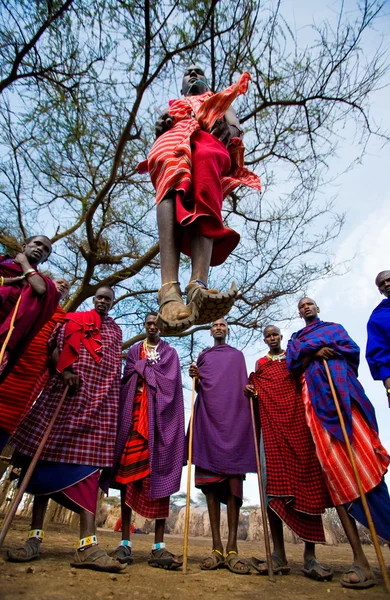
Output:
20,460,96,496
0,426,10,453
348,478,390,543
286,319,378,442
366,298,390,382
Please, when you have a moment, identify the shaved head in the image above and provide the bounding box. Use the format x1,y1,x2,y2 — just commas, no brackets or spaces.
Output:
298,296,318,309
263,324,281,336
375,271,390,287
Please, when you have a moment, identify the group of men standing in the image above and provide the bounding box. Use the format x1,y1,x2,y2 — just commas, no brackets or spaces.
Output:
1,240,390,589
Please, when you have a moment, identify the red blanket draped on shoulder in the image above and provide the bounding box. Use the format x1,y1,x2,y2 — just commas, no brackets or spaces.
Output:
56,309,102,373
0,256,59,381
0,306,66,435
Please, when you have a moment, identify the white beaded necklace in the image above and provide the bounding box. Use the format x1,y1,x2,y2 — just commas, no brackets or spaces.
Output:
267,352,286,362
143,340,160,363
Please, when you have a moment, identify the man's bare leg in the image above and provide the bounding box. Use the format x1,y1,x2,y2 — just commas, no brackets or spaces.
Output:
201,491,224,568
253,507,287,573
336,505,374,585
157,197,191,322
226,494,240,554
154,518,165,543
110,487,133,564
7,496,48,561
189,230,213,285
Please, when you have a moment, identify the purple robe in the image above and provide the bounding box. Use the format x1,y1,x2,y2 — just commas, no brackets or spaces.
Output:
191,344,256,475
113,340,185,499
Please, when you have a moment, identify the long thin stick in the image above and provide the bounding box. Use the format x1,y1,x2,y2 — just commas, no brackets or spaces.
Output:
323,360,390,593
0,385,69,549
249,396,275,582
183,376,196,574
0,295,22,365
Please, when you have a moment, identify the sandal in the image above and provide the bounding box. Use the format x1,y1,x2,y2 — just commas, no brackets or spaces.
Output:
340,565,376,589
200,549,225,570
70,547,127,572
249,554,290,575
156,285,198,335
7,538,41,563
302,558,333,581
224,551,250,575
110,545,134,565
148,548,183,570
186,280,238,326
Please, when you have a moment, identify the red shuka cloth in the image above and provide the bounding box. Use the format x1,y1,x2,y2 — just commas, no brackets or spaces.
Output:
0,256,59,380
56,309,102,373
250,356,332,543
0,306,66,434
138,73,261,267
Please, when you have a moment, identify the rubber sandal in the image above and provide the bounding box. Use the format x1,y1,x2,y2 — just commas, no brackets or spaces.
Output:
110,545,134,565
70,548,127,572
7,539,41,563
301,558,333,581
200,549,225,570
156,290,198,335
340,565,376,589
186,281,238,326
148,548,183,570
249,554,290,575
224,551,250,575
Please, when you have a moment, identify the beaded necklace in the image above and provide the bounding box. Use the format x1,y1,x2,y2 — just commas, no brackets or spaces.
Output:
267,352,286,362
143,340,160,363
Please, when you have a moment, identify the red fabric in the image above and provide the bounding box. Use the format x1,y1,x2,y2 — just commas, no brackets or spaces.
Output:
59,469,100,515
125,476,170,519
301,376,390,505
11,315,122,468
0,257,59,380
0,306,66,434
195,466,244,506
56,309,102,373
115,385,151,485
250,356,331,543
176,131,240,266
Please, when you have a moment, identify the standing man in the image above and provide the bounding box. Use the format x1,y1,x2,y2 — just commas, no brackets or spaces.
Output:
8,286,125,573
366,270,390,404
245,325,333,580
287,297,390,589
188,318,256,574
0,235,59,380
138,65,260,333
111,313,185,569
0,278,69,452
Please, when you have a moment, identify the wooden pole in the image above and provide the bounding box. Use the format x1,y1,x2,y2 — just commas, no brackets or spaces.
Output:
323,360,390,593
249,396,275,582
183,376,196,574
0,385,69,549
0,295,22,365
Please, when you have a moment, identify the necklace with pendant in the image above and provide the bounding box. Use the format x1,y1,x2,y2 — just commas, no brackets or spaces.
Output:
143,340,160,363
267,352,286,362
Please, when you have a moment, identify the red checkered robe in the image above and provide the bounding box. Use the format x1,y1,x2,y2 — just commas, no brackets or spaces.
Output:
11,314,122,468
250,356,332,543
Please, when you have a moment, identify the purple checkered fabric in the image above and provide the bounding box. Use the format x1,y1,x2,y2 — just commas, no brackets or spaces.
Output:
11,315,122,467
286,319,378,442
113,341,185,499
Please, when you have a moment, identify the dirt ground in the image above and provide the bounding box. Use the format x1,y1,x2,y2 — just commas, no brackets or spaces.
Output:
0,518,389,600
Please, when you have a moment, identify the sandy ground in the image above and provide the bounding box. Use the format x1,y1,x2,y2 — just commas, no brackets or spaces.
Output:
0,518,389,600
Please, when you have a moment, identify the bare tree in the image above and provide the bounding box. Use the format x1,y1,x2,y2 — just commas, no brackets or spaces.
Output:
0,0,388,357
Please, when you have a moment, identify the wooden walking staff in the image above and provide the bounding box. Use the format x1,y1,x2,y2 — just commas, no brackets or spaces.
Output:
323,359,390,593
183,375,196,574
249,396,275,582
0,384,69,549
0,295,22,365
